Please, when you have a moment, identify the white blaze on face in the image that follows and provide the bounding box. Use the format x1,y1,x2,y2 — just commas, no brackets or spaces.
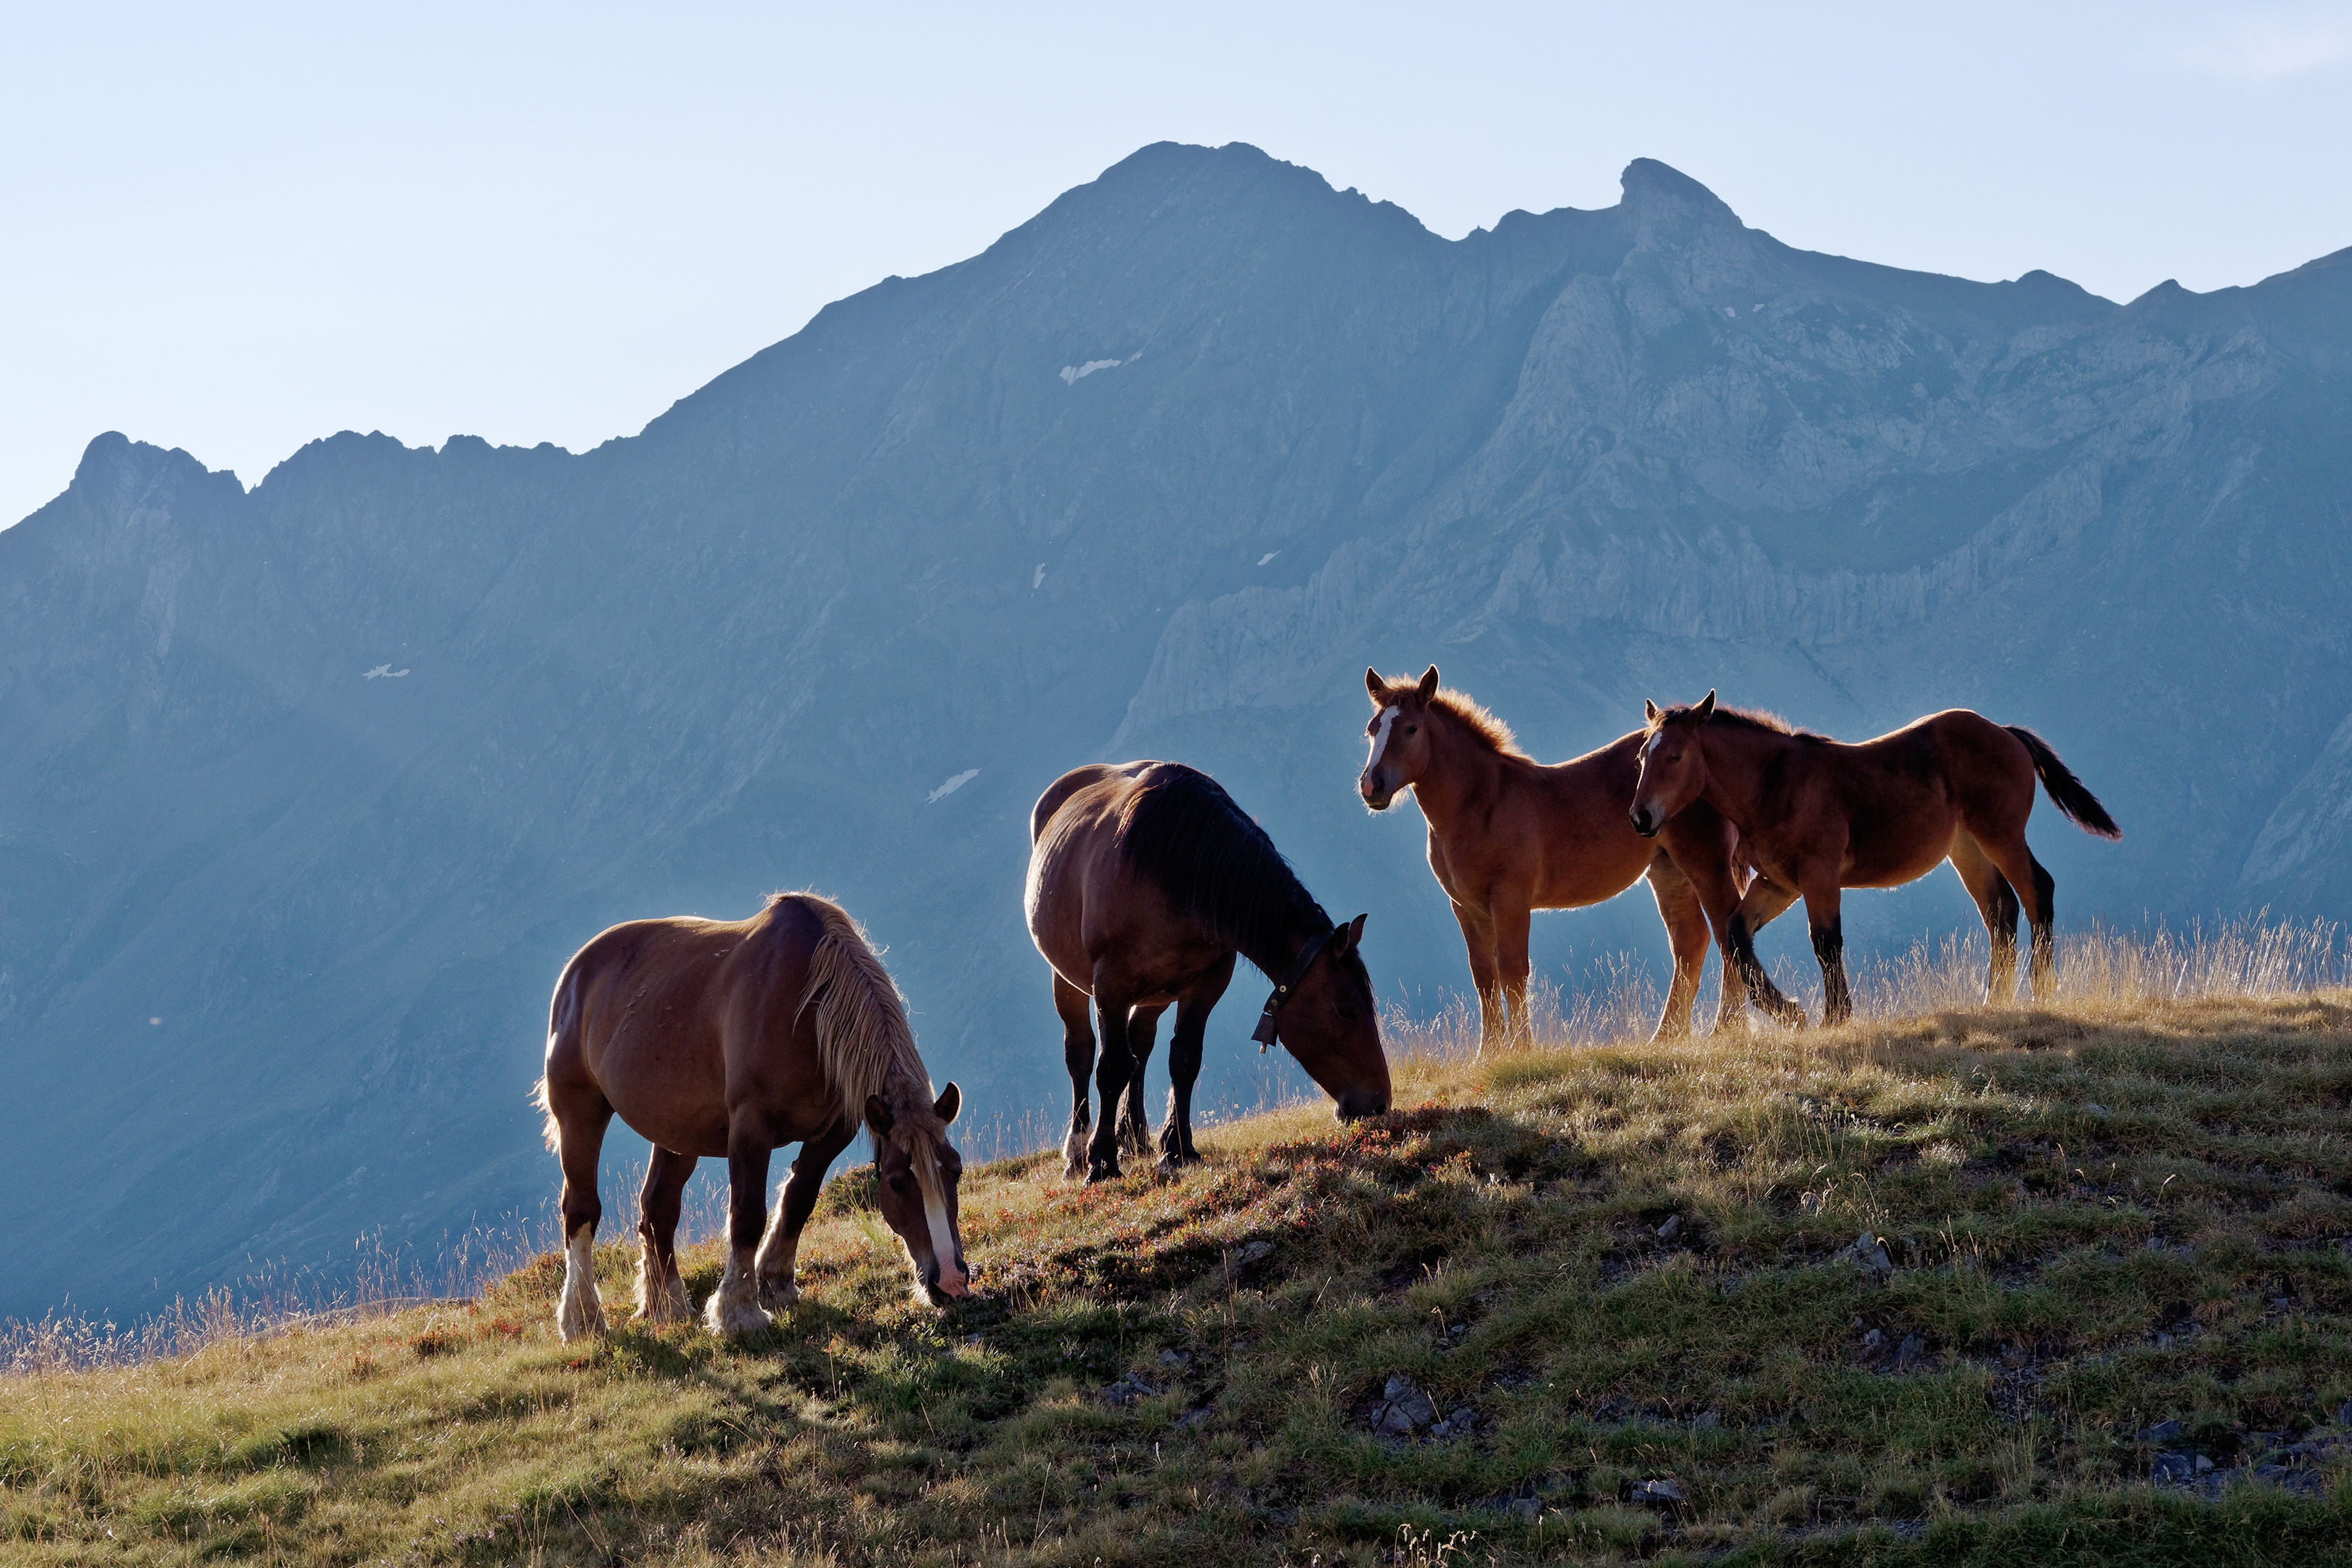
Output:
1367,706,1400,769
915,1158,967,1297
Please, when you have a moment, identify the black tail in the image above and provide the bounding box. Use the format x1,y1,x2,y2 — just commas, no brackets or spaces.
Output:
2006,727,2121,840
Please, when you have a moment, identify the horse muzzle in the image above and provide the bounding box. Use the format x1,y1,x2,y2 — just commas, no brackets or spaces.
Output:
1629,806,1659,838
1334,1089,1390,1122
923,1254,972,1302
1360,775,1395,812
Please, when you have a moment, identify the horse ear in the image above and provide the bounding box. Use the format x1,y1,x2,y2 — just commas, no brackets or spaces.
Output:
1695,690,1716,720
1365,666,1384,701
865,1094,894,1138
1416,666,1440,701
1347,912,1368,949
934,1082,960,1125
1645,698,1660,723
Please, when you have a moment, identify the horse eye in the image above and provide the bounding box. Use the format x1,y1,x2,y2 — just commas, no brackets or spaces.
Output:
889,1175,912,1196
1404,725,1418,735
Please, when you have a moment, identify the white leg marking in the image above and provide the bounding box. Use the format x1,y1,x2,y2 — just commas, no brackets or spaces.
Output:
754,1208,802,1310
703,1245,774,1337
633,1238,691,1324
556,1223,608,1342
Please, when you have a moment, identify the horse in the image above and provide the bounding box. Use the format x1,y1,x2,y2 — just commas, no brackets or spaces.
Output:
1630,693,2121,1026
534,891,969,1342
1026,760,1392,1182
1358,666,1750,1048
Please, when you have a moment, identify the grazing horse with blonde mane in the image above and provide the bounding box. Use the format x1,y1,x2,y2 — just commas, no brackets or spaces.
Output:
536,891,968,1341
1359,666,1749,1047
1630,694,2121,1026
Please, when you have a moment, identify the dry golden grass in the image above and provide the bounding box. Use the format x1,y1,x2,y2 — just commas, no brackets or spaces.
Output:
10,924,2352,1565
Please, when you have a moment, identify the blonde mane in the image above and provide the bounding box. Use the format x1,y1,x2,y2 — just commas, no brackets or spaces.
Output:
1373,679,1526,758
790,894,944,1146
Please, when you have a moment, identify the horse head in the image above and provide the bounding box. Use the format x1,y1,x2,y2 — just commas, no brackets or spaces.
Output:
865,1083,971,1304
1360,665,1442,810
1631,690,1716,837
1278,913,1392,1120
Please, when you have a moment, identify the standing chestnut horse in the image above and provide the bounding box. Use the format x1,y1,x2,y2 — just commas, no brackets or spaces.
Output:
1027,761,1392,1182
1630,694,2120,1026
536,891,969,1342
1359,666,1749,1047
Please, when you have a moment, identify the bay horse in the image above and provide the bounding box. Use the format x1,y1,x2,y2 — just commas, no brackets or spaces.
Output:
1630,693,2121,1026
1026,760,1392,1183
535,891,969,1342
1359,666,1749,1047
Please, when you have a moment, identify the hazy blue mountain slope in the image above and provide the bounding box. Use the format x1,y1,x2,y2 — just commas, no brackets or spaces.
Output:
5,142,2348,1319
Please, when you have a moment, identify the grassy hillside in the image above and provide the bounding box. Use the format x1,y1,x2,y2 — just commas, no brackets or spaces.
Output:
13,976,2352,1564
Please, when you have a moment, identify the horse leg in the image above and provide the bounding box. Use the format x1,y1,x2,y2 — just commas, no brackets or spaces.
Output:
1493,891,1534,1050
1054,971,1097,1182
1643,854,1707,1040
1452,903,1503,1050
633,1148,697,1325
755,1120,857,1310
1949,833,2021,1003
1121,1004,1167,1158
1977,835,2058,1000
550,1089,612,1342
706,1121,777,1336
1804,882,1853,1025
1728,876,1807,1028
1660,813,1751,1030
1160,953,1235,1172
1086,988,1139,1182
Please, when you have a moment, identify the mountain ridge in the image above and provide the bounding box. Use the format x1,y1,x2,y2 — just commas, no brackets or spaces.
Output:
5,142,2349,1320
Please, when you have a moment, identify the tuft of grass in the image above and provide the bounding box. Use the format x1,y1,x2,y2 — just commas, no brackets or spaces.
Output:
11,929,2352,1563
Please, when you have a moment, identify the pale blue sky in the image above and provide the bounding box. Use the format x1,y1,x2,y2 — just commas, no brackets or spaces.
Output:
4,1,2347,528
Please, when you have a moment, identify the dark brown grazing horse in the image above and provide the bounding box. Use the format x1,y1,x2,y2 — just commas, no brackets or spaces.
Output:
1027,760,1392,1182
1630,694,2121,1026
536,891,968,1342
1360,666,1749,1046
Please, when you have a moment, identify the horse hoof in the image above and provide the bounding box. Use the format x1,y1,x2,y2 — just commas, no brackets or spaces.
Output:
1086,1158,1122,1183
706,1299,775,1338
1154,1150,1199,1175
758,1277,800,1312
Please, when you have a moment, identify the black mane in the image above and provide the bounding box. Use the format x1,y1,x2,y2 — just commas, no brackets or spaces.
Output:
1657,702,1831,743
1116,764,1335,977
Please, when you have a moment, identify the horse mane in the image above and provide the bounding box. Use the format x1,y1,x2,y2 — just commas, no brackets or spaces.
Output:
1650,702,1829,743
1372,679,1526,758
1115,765,1336,977
785,893,945,1146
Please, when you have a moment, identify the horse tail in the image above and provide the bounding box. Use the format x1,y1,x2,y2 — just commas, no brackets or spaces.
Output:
796,896,929,1131
2006,726,2121,840
533,965,583,1152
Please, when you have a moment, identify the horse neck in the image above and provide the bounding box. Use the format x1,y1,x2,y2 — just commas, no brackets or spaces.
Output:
1695,724,1786,831
1409,711,1507,834
1236,899,1333,982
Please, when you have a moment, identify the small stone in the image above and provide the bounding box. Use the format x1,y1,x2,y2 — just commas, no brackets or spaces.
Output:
1236,1240,1275,1264
1861,1328,1886,1355
1376,1375,1437,1434
1159,1349,1191,1368
1835,1230,1895,1282
1691,1410,1720,1431
1447,1406,1475,1429
1629,1478,1688,1506
2085,1103,2110,1117
2336,1400,2352,1427
2138,1420,2185,1445
1894,1332,1926,1371
2195,1454,2214,1474
1656,1214,1683,1241
2150,1450,2195,1483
